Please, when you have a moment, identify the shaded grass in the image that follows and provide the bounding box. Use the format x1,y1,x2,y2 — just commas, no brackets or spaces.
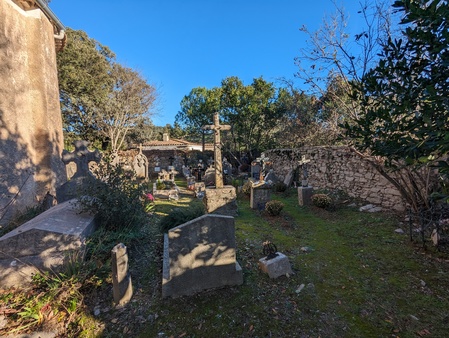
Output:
138,188,449,337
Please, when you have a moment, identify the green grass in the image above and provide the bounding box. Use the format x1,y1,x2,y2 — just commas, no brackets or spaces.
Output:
137,188,449,337
3,184,449,337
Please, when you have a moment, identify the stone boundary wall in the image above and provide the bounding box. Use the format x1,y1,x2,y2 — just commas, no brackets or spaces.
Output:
264,146,405,211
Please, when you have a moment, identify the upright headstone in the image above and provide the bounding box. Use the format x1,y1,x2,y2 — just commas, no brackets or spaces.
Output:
162,214,243,298
111,243,133,306
250,182,272,210
297,155,313,206
202,113,237,215
56,141,102,202
133,145,149,180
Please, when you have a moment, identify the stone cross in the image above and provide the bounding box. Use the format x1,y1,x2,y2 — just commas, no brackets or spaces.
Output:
298,155,311,187
62,140,101,179
202,112,231,188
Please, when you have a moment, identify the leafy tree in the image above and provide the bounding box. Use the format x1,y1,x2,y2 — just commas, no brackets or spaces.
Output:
346,0,449,207
176,87,221,144
57,29,157,150
57,28,115,145
220,76,284,158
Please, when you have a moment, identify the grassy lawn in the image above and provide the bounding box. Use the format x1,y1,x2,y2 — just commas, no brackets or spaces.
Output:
2,184,448,337
136,189,449,338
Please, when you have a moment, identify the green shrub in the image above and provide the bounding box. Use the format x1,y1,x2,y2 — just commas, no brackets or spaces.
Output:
265,200,284,216
312,193,333,209
80,161,150,231
273,182,287,193
242,181,252,196
159,203,205,233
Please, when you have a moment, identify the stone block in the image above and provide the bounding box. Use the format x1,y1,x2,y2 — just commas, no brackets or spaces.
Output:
258,252,293,279
250,185,271,210
0,199,96,288
203,186,237,216
298,186,313,206
162,214,243,298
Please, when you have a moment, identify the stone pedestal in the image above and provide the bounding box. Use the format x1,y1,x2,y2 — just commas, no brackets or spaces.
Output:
298,186,313,206
203,186,237,216
258,252,293,279
250,184,271,210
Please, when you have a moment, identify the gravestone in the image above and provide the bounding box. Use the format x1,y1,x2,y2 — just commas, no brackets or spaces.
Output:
0,199,96,288
133,145,148,180
57,140,102,203
202,113,237,216
283,169,294,187
111,243,133,306
162,214,243,298
264,169,278,183
297,155,313,206
250,182,272,210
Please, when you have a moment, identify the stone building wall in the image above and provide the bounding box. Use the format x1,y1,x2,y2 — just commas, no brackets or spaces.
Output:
0,0,66,225
264,146,405,211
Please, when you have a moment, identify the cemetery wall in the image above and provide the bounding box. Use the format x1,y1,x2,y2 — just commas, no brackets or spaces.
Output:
264,146,405,211
0,0,66,225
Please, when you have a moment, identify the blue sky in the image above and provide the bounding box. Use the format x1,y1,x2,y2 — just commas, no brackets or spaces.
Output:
50,0,367,126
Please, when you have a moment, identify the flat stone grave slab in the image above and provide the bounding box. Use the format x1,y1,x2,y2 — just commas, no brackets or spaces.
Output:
162,214,243,298
0,199,95,288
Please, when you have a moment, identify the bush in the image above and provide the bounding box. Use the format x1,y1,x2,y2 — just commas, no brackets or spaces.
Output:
265,200,284,216
80,161,150,231
159,203,205,233
273,182,287,193
242,181,252,196
312,193,333,209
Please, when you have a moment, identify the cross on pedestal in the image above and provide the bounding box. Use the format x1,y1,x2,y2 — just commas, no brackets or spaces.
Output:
298,155,311,187
202,112,231,188
62,140,101,179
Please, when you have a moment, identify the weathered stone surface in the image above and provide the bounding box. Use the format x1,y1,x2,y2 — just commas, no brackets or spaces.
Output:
162,214,243,298
0,199,96,288
111,243,133,306
0,0,66,226
203,186,237,216
259,252,293,279
298,186,313,206
250,184,271,210
264,147,420,211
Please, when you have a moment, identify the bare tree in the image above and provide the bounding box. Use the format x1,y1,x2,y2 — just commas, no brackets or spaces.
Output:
98,64,157,152
294,0,398,120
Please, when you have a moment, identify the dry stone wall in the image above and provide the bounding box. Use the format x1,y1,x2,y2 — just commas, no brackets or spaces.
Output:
264,146,405,211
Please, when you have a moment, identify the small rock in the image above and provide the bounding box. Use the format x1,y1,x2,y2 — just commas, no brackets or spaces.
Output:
0,315,7,329
301,246,313,253
359,204,374,212
111,318,118,324
409,315,419,321
93,307,101,316
395,228,405,234
295,284,305,293
10,260,17,267
348,203,357,207
367,206,383,213
420,280,426,287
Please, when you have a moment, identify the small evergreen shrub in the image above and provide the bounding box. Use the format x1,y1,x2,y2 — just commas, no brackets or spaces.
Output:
80,161,149,231
159,203,205,233
242,181,252,196
312,193,333,209
265,200,284,216
273,182,287,193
